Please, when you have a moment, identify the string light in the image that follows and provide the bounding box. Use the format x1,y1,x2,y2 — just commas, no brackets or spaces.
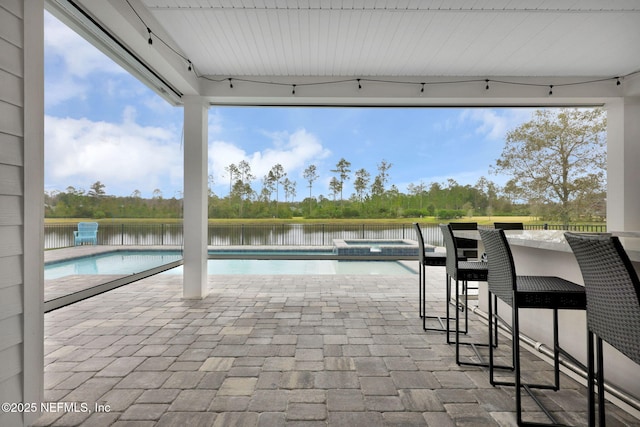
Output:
187,60,192,71
201,75,635,97
292,84,296,95
617,77,621,86
147,27,152,45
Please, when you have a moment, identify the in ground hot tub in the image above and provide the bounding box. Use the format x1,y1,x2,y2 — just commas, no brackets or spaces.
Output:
332,239,426,257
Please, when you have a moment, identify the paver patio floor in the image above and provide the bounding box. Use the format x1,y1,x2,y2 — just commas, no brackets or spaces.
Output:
35,267,639,426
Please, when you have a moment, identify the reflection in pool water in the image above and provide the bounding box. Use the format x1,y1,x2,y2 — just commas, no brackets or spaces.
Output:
45,251,182,280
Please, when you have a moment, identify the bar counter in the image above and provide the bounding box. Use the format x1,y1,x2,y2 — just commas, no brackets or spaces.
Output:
453,229,640,408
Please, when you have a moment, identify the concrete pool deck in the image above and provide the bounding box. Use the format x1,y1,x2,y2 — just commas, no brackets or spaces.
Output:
35,263,639,426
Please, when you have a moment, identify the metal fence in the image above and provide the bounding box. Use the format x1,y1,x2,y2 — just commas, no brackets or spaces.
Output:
44,222,607,250
45,223,184,249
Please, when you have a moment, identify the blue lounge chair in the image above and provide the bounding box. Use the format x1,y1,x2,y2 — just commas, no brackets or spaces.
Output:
74,222,98,246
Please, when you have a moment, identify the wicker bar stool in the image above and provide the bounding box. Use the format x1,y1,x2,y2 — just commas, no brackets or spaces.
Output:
565,233,640,427
414,223,453,331
414,223,447,317
480,228,586,426
439,224,495,365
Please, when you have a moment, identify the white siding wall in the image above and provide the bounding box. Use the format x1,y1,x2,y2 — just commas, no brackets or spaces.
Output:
0,1,25,425
0,1,44,426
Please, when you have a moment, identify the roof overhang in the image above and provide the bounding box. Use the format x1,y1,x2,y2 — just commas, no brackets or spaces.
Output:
45,0,640,107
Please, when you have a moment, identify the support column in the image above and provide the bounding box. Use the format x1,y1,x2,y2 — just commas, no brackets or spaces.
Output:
606,96,640,231
183,96,208,298
23,2,45,425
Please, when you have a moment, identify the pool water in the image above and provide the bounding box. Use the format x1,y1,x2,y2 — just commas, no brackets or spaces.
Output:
164,259,414,275
45,250,414,279
45,250,182,280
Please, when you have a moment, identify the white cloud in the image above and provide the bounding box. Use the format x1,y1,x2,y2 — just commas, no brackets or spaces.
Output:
209,110,223,135
45,75,89,107
45,111,183,197
460,108,534,141
209,141,249,181
44,12,128,108
208,129,331,187
45,12,125,78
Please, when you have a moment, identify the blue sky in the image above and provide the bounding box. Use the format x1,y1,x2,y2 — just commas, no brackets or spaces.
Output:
44,11,535,200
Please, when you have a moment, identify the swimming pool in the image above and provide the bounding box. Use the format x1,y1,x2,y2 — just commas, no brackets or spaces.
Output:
45,250,414,279
45,250,183,280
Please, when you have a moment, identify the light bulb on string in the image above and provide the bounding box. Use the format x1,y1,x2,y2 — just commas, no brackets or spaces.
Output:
420,83,425,95
229,78,233,89
292,84,296,95
357,79,362,90
616,77,621,86
187,60,192,72
548,85,553,96
485,79,490,90
147,28,152,45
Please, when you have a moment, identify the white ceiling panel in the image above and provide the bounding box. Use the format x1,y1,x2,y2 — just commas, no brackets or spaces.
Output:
137,1,640,79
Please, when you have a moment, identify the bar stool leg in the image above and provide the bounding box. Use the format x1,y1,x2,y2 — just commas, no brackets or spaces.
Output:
597,337,605,427
455,278,460,359
418,262,424,318
493,294,499,348
446,274,452,343
463,280,469,334
489,291,497,384
553,308,560,390
587,330,595,427
513,303,524,426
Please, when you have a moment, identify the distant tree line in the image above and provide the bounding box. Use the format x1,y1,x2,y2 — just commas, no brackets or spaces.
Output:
44,170,603,222
44,108,607,222
45,182,183,219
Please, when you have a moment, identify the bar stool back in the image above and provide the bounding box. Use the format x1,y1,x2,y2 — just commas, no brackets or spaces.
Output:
494,222,524,230
450,222,479,259
565,232,640,427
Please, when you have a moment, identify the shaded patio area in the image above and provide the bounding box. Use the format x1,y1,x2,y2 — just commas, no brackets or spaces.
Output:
35,267,638,426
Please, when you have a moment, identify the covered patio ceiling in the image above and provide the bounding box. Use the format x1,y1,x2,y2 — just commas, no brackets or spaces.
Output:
46,0,640,106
